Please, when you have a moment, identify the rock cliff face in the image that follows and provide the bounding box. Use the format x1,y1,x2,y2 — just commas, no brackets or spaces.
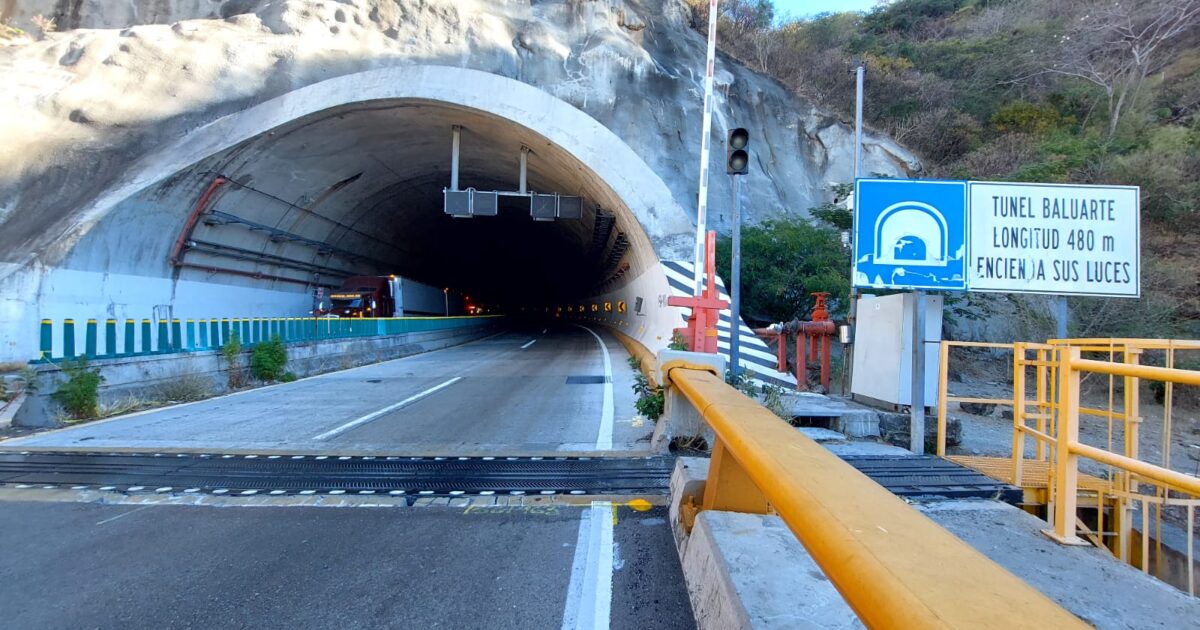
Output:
0,0,918,263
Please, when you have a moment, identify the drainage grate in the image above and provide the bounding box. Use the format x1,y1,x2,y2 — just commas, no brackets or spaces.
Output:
0,451,670,496
565,375,610,384
842,456,1023,503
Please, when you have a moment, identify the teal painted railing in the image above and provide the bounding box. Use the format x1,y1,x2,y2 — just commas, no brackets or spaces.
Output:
34,315,503,362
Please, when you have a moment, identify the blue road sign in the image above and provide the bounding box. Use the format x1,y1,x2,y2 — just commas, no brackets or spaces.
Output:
853,179,968,291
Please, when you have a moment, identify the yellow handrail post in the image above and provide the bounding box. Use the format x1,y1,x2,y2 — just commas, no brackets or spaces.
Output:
1046,347,1087,545
1035,347,1048,461
1118,347,1141,561
1011,343,1026,486
702,439,769,514
936,341,950,457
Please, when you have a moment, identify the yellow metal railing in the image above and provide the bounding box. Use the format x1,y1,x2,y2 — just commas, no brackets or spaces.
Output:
936,337,1200,594
662,362,1085,629
1048,348,1200,543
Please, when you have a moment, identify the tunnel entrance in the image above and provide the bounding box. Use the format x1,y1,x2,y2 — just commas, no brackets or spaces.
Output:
168,99,651,309
1,66,695,362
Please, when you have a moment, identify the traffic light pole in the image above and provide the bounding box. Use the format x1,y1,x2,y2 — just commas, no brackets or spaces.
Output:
730,174,743,377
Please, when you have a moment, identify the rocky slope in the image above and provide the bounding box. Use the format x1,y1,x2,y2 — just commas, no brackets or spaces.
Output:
0,0,918,264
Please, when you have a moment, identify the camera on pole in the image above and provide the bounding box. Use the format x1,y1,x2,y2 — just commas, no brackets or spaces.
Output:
726,128,750,175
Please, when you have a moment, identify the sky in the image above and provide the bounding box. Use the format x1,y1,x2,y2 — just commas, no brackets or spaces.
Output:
772,0,885,19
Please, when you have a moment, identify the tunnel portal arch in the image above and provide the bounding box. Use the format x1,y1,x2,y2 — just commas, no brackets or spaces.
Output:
2,66,695,361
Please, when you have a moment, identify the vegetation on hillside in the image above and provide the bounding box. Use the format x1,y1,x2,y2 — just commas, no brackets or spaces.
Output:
694,0,1200,339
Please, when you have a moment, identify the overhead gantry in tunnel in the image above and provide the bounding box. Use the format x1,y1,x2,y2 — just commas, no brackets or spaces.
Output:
0,66,698,362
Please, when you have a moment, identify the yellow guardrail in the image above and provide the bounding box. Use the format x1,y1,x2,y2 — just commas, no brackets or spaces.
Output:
663,364,1085,629
610,328,659,387
1048,347,1200,546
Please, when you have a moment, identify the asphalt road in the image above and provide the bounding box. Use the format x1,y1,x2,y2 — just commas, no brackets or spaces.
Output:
0,499,694,629
4,326,649,455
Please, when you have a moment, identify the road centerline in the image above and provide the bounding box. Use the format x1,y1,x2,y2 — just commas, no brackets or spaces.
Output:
521,339,537,349
312,377,464,441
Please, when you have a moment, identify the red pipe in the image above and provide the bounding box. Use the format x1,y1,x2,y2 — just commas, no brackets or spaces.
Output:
170,177,226,267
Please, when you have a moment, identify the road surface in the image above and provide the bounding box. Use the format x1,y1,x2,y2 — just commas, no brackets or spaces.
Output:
5,326,649,455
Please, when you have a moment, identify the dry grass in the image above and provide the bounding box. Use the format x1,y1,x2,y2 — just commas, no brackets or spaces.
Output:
154,372,214,403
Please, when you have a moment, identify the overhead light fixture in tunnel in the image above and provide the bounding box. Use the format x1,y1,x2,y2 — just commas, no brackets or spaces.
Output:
443,188,498,218
530,193,583,221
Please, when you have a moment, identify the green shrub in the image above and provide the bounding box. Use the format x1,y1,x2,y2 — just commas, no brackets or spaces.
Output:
51,358,103,420
716,216,850,324
631,363,665,421
250,336,288,382
279,371,298,383
992,101,1062,136
222,331,244,389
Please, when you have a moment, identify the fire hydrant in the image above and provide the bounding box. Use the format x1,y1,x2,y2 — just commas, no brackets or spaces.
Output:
757,293,837,392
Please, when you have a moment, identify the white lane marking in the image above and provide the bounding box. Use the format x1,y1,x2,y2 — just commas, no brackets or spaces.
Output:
95,504,154,526
521,339,537,349
561,501,614,630
575,325,614,451
311,377,464,440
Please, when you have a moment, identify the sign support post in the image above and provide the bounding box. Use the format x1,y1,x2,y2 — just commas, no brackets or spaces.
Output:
1055,296,1068,339
911,290,926,455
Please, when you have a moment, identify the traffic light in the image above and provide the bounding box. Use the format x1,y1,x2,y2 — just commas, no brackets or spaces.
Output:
726,128,749,175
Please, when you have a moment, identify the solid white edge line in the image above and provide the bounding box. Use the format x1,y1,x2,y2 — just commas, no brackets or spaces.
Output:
311,377,463,440
575,325,614,451
561,501,614,630
521,339,537,349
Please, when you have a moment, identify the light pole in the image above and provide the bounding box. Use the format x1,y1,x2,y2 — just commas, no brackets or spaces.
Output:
845,61,866,392
443,287,449,316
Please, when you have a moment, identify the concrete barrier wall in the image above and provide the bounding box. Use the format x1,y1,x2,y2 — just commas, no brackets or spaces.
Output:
17,320,502,427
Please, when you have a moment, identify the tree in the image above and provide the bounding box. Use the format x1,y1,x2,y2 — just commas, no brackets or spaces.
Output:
716,217,850,325
725,0,776,31
1036,0,1200,136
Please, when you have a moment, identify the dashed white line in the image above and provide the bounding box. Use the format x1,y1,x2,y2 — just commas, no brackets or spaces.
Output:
561,501,614,630
521,339,537,349
311,377,464,440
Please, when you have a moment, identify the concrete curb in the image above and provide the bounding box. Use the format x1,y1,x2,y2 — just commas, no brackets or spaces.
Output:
668,457,861,629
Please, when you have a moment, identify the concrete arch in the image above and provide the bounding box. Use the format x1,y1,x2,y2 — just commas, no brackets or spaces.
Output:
0,66,695,361
60,65,694,263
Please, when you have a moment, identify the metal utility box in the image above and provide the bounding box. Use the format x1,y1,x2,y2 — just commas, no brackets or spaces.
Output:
850,293,943,407
531,194,557,221
472,191,498,216
557,196,583,219
444,190,471,217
